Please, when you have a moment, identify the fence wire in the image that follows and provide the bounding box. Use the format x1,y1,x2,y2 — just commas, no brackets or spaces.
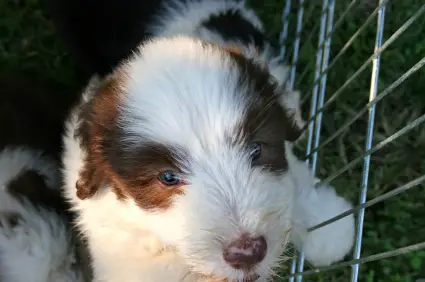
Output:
280,0,425,281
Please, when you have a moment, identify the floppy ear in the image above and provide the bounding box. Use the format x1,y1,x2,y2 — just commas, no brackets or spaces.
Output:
76,159,108,200
73,74,123,200
220,44,306,142
245,49,306,142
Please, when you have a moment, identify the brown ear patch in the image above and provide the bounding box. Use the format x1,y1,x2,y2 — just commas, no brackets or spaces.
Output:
74,72,124,201
73,71,185,211
285,123,303,142
226,51,305,171
219,40,304,144
75,163,110,200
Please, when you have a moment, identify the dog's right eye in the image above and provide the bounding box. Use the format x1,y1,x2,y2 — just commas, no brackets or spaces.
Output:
158,170,180,186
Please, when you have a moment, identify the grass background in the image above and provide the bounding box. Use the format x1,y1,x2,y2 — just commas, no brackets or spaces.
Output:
1,0,424,281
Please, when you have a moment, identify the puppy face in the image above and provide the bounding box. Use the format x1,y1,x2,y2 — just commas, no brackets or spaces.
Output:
74,36,301,281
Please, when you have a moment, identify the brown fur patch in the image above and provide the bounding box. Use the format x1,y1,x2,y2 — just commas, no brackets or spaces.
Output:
108,143,185,210
227,52,303,171
75,43,301,210
74,73,122,200
75,71,184,211
222,44,243,55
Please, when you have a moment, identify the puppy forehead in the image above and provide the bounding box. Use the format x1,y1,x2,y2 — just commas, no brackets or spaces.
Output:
118,37,266,151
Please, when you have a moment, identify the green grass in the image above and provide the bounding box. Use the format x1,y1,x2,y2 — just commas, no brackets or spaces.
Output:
1,0,424,281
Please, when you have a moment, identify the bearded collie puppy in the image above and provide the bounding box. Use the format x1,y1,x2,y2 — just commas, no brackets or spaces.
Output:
43,0,355,281
61,37,354,281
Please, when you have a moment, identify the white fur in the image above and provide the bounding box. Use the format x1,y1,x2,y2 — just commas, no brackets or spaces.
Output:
62,36,355,282
0,146,59,189
0,146,83,282
147,0,298,123
285,144,355,267
63,37,296,282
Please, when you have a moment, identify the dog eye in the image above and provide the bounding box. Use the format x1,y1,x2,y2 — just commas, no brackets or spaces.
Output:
248,142,261,161
158,170,180,185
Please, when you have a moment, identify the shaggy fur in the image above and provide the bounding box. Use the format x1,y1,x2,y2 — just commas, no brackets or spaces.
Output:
285,143,355,267
0,146,83,282
43,0,356,281
61,36,355,282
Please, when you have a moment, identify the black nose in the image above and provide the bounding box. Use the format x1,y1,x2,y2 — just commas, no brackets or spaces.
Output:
223,234,267,270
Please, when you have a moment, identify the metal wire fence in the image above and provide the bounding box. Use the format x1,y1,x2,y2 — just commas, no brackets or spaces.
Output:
277,0,425,281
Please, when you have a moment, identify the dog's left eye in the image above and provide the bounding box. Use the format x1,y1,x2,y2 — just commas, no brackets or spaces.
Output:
248,142,261,161
158,170,180,185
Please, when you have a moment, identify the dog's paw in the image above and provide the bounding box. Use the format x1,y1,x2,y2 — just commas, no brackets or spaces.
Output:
291,184,355,267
